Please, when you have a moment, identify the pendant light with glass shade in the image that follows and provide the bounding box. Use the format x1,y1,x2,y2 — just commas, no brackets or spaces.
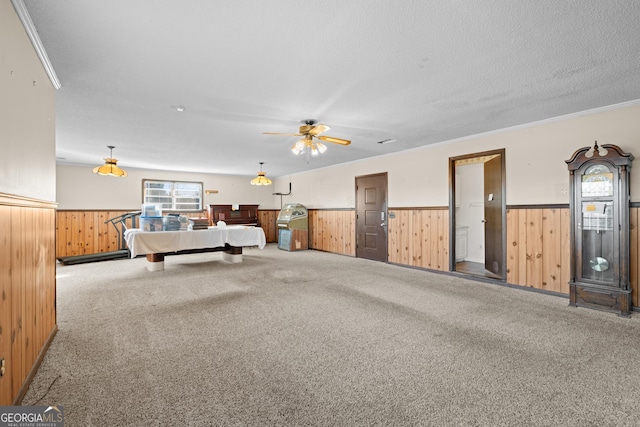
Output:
250,162,272,185
92,145,127,177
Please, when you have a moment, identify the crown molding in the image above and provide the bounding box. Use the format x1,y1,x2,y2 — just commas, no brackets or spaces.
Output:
11,0,61,89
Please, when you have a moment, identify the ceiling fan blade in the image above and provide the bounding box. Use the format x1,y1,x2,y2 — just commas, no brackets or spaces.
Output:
263,132,302,136
309,124,330,136
317,135,351,145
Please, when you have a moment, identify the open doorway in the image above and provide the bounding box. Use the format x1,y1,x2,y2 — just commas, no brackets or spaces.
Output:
449,149,506,280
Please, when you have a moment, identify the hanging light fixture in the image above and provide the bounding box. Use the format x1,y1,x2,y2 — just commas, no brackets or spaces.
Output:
250,162,272,185
92,145,127,177
291,134,327,161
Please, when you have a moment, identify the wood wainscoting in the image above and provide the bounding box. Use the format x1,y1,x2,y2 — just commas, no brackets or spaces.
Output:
386,206,568,289
54,206,640,308
56,209,280,259
56,209,355,259
506,207,571,294
0,194,57,405
56,210,133,258
508,205,639,307
388,208,450,272
257,209,279,243
308,209,355,256
386,205,639,309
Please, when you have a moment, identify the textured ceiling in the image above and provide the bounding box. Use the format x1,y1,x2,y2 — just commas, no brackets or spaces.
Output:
22,0,640,177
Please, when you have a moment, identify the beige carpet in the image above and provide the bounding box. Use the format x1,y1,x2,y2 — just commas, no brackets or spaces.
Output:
23,244,640,426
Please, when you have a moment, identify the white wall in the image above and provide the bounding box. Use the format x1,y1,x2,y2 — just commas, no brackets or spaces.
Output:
1,1,56,201
56,165,281,210
277,102,640,209
57,103,640,211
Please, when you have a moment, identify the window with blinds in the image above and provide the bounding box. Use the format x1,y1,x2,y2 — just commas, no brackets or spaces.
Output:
142,180,203,212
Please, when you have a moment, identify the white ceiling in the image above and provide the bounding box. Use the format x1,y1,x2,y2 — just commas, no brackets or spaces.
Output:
22,0,640,178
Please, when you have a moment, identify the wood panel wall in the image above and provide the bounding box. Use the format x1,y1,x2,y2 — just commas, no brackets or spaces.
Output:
308,210,355,256
56,209,279,258
388,208,450,272
56,210,132,258
257,209,279,243
54,207,640,307
508,206,639,303
385,206,639,307
506,207,571,294
0,195,57,405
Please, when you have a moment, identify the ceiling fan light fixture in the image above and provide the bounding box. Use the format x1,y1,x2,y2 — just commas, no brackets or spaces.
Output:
92,145,127,177
266,119,349,159
291,140,306,155
250,162,272,185
310,142,327,157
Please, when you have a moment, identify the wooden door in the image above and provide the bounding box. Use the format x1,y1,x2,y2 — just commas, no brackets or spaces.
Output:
356,173,388,262
484,155,504,276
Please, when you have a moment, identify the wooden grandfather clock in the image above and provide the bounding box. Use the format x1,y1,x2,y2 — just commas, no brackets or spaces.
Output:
566,142,633,316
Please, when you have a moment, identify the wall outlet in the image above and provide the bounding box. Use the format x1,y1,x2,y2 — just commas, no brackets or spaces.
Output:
0,358,5,377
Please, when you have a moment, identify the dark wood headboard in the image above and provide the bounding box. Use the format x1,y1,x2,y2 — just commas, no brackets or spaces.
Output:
208,204,259,226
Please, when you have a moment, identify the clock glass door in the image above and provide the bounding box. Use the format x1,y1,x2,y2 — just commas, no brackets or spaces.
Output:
579,164,616,285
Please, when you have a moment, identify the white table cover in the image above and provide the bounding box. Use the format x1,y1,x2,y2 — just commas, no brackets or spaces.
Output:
124,226,266,258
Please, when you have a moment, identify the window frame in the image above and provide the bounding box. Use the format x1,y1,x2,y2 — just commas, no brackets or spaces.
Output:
142,179,203,213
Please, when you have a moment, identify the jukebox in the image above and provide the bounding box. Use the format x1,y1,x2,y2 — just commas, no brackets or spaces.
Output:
277,203,308,251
